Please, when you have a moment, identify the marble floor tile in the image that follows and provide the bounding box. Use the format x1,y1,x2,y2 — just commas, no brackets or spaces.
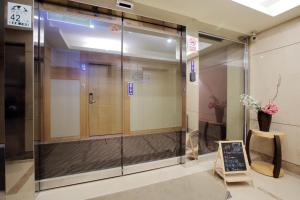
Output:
36,159,300,200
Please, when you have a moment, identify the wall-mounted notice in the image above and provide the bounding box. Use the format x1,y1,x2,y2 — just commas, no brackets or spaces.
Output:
128,82,134,96
7,2,32,29
187,35,199,56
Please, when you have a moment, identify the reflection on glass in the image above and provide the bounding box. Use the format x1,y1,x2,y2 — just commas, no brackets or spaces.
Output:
5,44,28,160
123,19,184,166
197,35,245,155
34,8,185,190
34,10,123,188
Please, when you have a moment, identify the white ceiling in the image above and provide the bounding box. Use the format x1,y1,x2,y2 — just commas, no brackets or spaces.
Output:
134,0,300,34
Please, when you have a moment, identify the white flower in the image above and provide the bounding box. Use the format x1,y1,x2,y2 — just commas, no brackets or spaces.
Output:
240,94,260,111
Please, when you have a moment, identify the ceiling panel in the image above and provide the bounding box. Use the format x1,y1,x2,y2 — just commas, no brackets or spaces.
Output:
134,0,300,34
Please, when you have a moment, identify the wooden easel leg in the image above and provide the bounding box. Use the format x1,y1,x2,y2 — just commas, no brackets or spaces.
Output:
189,135,197,160
224,179,227,187
213,148,221,176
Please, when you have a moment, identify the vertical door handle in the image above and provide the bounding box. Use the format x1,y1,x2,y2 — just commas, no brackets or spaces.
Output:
89,92,96,104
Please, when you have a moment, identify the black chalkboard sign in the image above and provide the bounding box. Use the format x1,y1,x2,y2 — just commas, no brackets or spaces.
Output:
221,142,247,172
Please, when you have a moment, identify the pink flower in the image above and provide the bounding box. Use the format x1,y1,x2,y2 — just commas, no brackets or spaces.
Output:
261,103,279,115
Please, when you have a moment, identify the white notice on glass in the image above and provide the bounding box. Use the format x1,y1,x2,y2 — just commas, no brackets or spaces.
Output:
7,2,32,28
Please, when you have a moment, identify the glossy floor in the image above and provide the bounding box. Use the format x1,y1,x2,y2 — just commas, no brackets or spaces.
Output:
36,158,300,200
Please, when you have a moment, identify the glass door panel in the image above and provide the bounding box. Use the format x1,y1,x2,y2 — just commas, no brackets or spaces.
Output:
35,5,185,190
35,8,123,190
122,19,185,173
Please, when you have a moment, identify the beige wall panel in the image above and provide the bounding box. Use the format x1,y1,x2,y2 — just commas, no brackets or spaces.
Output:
249,17,300,166
250,43,300,126
251,17,300,55
227,60,244,140
50,79,81,137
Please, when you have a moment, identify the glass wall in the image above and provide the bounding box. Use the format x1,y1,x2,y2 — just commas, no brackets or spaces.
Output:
34,4,185,190
185,34,245,159
197,34,245,155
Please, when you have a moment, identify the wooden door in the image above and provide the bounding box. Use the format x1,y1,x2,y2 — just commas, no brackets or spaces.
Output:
87,64,122,136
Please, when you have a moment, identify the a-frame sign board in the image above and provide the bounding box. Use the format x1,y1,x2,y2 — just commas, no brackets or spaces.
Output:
213,140,253,186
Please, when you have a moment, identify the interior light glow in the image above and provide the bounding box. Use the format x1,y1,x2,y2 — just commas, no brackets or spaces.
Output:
167,38,172,43
34,15,44,20
89,24,95,29
80,64,87,71
47,12,92,27
82,37,125,52
232,0,300,16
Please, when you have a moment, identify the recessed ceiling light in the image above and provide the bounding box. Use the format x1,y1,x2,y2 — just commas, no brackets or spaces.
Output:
232,0,300,16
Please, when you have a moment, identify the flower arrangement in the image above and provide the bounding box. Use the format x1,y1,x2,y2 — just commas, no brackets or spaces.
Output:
240,94,279,115
240,94,260,112
261,103,279,115
240,75,281,132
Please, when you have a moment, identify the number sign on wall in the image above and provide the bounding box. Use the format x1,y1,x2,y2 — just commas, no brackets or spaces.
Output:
7,2,32,29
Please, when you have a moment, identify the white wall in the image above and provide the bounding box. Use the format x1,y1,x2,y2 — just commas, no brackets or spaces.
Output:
250,17,300,166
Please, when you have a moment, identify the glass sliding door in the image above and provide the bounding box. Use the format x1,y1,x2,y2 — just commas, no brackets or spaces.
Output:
122,19,185,173
34,8,123,190
34,3,186,190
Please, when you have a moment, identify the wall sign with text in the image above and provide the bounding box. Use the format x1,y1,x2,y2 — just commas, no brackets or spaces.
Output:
187,35,199,56
7,2,32,29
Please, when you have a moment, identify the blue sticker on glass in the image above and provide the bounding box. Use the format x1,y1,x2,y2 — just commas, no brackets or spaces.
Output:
128,82,134,96
191,60,195,73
